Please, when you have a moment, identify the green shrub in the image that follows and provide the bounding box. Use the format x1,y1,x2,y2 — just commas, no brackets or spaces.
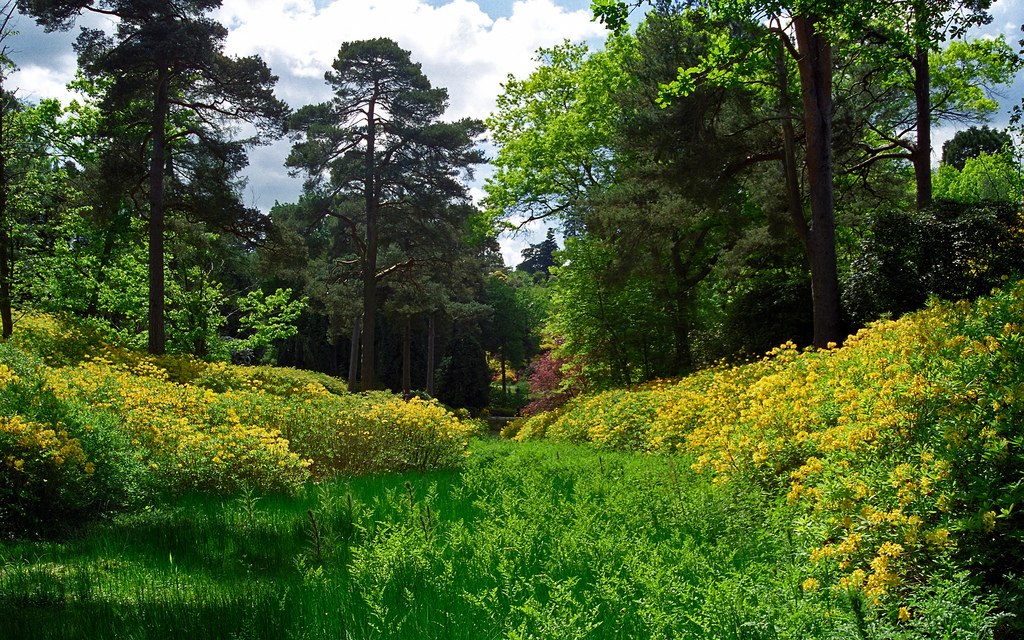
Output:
0,344,149,538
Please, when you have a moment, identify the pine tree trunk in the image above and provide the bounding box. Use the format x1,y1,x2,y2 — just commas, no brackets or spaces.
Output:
0,84,11,340
776,38,809,250
360,96,378,391
402,317,412,396
147,66,170,355
794,16,843,348
425,314,435,396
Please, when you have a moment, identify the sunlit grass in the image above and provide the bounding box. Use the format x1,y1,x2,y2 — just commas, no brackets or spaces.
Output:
2,439,999,638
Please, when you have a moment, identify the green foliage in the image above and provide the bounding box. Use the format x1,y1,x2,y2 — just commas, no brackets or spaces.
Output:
930,37,1023,128
515,279,1024,630
941,125,1015,170
516,228,559,281
436,324,491,415
482,273,533,373
231,287,307,363
718,275,814,357
933,150,1023,204
845,201,1024,325
547,236,673,387
166,265,227,358
0,440,1008,638
484,39,624,229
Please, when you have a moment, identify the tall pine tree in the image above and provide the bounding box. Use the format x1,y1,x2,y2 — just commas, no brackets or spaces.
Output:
18,0,287,354
287,38,482,391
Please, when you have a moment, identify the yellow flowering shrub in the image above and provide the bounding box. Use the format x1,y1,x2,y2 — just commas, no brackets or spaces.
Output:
44,356,311,494
274,391,479,476
359,396,480,471
42,350,476,488
2,313,479,534
1,415,88,478
518,279,1024,611
0,413,94,534
0,343,150,536
9,312,108,367
541,387,663,451
509,406,565,441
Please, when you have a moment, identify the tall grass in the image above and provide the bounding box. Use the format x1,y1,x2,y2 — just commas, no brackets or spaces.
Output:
1,439,1001,638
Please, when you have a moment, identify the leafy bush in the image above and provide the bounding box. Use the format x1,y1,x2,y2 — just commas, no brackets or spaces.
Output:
9,312,109,367
521,349,582,416
44,356,312,494
1,312,478,536
0,344,149,538
844,201,1024,326
542,387,662,451
279,390,479,476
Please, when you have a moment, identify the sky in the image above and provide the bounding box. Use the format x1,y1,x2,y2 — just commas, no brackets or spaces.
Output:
5,0,1024,267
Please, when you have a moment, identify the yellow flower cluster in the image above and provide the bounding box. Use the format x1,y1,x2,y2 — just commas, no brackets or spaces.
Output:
285,391,480,476
44,357,311,493
2,311,479,536
0,364,19,388
516,388,661,451
1,415,88,476
33,345,477,490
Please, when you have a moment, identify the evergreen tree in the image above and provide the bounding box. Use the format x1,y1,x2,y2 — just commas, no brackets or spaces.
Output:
287,38,483,391
942,125,1014,169
18,0,288,354
516,228,559,281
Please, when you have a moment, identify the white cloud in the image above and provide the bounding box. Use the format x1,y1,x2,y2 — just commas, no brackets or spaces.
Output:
10,61,79,104
215,0,605,119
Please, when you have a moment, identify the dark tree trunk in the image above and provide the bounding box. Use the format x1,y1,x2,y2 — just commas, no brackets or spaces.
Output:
794,16,843,348
348,314,361,392
912,45,932,210
668,237,693,373
425,314,435,396
360,95,378,391
85,216,122,317
402,316,412,395
0,83,11,340
776,38,809,250
147,66,170,355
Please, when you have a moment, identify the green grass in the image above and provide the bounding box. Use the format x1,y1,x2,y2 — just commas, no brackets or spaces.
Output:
0,439,1001,639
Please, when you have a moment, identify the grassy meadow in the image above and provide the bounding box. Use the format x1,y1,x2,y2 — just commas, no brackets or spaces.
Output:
2,281,1023,638
5,439,999,640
